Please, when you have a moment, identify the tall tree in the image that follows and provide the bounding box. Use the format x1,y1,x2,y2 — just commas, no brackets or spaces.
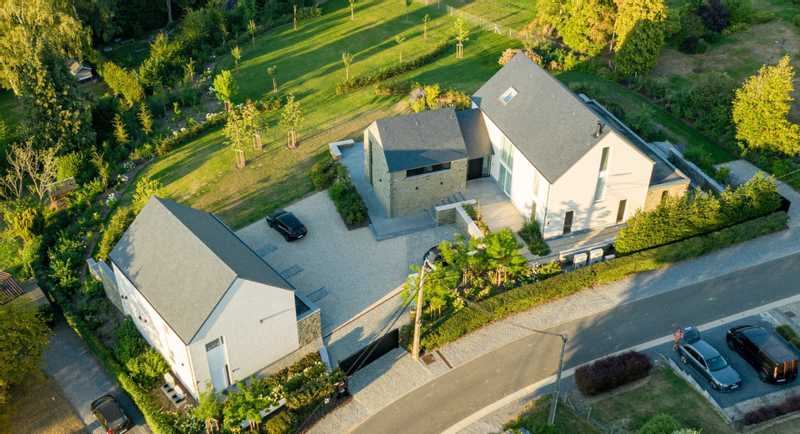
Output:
0,0,94,152
213,70,237,112
560,0,617,56
612,0,667,77
342,51,354,80
280,94,303,149
138,103,153,136
732,56,800,156
0,302,51,406
100,61,144,108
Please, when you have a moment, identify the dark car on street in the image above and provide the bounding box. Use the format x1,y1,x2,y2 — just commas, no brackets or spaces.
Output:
266,210,307,241
675,326,742,392
91,394,131,434
727,325,798,384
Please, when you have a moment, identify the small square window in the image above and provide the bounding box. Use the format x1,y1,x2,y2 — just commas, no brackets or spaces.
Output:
499,87,518,105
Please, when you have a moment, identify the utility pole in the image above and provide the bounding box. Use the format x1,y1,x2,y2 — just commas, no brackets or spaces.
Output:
548,334,568,426
411,265,427,361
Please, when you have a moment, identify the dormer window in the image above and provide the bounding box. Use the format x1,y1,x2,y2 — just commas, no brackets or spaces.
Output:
499,87,518,105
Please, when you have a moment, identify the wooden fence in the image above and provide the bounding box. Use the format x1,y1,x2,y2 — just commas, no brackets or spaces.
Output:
413,0,523,40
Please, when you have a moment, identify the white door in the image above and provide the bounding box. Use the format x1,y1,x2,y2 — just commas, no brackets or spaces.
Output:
205,337,230,392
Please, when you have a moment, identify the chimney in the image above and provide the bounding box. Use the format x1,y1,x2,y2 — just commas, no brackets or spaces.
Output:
593,121,605,138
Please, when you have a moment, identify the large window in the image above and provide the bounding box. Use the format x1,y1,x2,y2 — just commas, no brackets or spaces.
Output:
593,147,610,202
498,137,514,196
406,162,451,177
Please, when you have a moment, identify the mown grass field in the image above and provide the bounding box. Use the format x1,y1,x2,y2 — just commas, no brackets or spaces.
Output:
140,0,515,228
437,0,536,31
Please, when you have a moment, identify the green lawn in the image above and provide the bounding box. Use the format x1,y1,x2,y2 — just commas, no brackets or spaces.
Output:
505,395,600,434
439,0,537,31
0,90,22,132
558,70,737,164
140,0,515,228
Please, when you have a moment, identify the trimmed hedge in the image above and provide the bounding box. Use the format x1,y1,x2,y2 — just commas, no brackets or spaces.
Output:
575,351,653,396
744,394,800,425
418,211,788,351
335,42,451,95
616,175,781,254
776,325,800,350
329,177,368,227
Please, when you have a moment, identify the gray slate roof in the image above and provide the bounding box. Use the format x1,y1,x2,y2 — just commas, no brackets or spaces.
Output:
582,97,688,186
456,109,492,159
109,197,292,344
472,52,609,183
374,108,469,172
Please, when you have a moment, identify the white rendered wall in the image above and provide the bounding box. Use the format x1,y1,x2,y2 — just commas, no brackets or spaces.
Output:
189,278,299,395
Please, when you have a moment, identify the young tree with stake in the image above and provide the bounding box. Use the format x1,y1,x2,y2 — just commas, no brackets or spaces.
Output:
349,0,357,20
231,45,242,69
454,18,470,59
342,51,354,80
423,14,431,41
213,70,238,112
248,19,257,46
395,34,406,62
281,94,303,149
267,65,278,93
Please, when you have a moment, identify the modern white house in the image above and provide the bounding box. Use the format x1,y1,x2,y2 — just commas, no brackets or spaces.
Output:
364,52,690,239
108,197,321,399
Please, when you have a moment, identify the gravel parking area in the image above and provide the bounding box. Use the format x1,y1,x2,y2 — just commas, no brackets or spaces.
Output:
236,191,460,359
652,315,800,409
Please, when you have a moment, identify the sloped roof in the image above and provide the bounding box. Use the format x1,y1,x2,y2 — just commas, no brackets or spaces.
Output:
456,108,492,159
472,52,609,183
374,108,469,172
109,197,292,344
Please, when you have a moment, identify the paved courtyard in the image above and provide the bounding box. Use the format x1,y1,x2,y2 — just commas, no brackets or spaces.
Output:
236,191,460,361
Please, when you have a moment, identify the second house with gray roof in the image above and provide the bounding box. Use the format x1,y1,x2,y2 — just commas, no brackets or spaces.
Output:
108,197,321,399
363,52,689,238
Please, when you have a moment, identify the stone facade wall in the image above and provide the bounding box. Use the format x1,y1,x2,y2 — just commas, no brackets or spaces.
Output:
364,127,393,216
389,159,467,217
297,309,322,347
644,182,690,211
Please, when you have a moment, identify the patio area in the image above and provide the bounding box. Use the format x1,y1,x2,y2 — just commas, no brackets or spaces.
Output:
463,178,526,233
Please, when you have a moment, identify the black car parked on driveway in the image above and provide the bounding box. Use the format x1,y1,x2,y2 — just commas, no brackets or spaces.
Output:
266,210,307,241
727,325,798,384
675,326,742,392
91,394,131,434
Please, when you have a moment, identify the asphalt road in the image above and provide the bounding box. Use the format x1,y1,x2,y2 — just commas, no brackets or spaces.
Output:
43,318,149,434
352,252,800,434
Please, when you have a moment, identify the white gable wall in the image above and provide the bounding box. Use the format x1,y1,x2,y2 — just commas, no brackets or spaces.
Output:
189,278,299,395
111,263,198,398
482,112,550,225
542,131,653,239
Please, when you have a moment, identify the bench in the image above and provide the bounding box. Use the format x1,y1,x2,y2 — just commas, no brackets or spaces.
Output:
328,139,355,161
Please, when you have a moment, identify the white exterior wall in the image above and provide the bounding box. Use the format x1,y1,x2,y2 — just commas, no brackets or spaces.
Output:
189,278,299,396
112,263,198,398
542,131,653,239
482,113,550,225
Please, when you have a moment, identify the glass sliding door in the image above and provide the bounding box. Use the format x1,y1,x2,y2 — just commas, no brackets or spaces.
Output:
498,137,514,196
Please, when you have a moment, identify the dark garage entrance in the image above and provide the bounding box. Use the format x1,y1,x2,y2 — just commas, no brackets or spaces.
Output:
467,157,484,180
339,329,400,375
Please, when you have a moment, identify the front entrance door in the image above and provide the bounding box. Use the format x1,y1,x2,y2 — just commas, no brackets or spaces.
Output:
206,337,230,392
563,210,574,235
467,158,484,180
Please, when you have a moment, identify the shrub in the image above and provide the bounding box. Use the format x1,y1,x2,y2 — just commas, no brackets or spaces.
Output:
329,177,368,227
336,42,450,95
127,348,170,390
309,156,338,190
96,207,135,261
615,174,781,254
418,212,787,351
639,413,682,434
56,152,83,181
114,318,148,365
574,351,653,396
519,220,550,256
264,411,296,434
743,394,800,425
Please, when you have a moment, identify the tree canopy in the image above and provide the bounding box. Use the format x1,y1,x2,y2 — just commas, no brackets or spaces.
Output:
0,302,51,406
613,0,668,77
732,56,800,156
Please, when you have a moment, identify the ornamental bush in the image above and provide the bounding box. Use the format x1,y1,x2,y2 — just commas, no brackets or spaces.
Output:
518,219,550,256
329,176,368,227
639,413,682,434
615,174,781,254
309,156,338,190
574,351,653,396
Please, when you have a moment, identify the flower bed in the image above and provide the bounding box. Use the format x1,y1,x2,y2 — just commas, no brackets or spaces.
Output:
518,219,550,256
744,394,800,425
